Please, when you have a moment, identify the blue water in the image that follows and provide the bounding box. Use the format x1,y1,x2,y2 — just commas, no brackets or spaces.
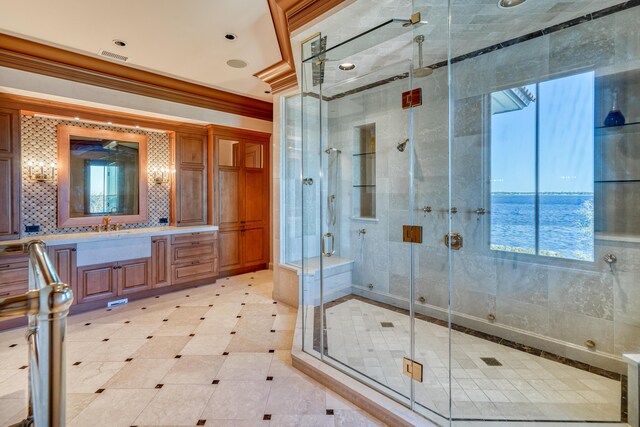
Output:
491,194,594,260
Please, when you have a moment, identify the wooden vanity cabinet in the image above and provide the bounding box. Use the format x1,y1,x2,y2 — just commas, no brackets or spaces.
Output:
0,254,28,298
47,244,77,304
151,236,170,288
0,108,21,241
77,258,150,303
171,231,218,285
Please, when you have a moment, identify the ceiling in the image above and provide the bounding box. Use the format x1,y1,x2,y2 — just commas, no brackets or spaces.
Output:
0,0,281,102
292,0,628,94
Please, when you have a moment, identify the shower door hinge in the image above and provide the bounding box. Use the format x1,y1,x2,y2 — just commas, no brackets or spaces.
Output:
402,357,423,382
402,225,422,243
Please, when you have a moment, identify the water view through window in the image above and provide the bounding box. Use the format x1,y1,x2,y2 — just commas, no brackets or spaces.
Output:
490,71,594,261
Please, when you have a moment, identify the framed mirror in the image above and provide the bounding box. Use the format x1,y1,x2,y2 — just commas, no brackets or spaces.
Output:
57,125,148,227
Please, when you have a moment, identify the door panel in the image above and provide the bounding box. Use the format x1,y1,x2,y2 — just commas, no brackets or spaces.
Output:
218,229,242,271
244,169,265,224
219,169,240,226
77,263,117,303
151,237,170,288
178,167,205,224
0,111,11,153
243,227,265,266
48,245,77,303
0,158,13,237
178,133,206,166
118,258,150,295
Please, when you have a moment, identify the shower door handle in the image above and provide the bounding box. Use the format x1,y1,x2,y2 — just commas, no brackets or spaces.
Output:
321,232,335,257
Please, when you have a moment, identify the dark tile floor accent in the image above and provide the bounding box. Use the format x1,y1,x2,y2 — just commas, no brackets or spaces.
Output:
95,388,104,393
212,380,220,384
155,384,163,389
263,414,271,420
480,357,502,367
380,322,394,328
73,361,81,366
196,420,206,426
326,409,334,415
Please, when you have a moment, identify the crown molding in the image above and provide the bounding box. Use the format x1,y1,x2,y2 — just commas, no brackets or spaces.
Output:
0,33,273,122
255,0,347,93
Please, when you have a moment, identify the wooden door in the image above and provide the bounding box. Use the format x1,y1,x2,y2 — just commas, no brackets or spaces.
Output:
151,237,170,288
77,263,117,303
47,245,77,304
0,108,20,240
214,129,270,276
174,132,207,225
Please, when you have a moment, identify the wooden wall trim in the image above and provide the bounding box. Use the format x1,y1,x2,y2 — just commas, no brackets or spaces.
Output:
0,93,207,135
0,33,273,122
255,0,347,94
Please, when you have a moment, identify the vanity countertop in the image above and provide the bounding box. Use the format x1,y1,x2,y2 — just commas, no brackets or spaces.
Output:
0,225,219,247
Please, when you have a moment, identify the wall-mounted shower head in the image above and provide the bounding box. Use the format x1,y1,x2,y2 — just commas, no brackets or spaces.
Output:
324,147,342,154
397,139,409,152
413,35,433,78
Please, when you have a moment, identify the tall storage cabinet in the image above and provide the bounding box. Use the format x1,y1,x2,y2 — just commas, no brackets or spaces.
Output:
172,131,207,226
0,108,20,240
212,127,270,276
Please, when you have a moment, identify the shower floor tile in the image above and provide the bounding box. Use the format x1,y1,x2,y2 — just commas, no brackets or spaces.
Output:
323,297,622,422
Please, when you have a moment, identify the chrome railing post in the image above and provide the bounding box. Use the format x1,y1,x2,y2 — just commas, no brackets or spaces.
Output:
0,240,73,427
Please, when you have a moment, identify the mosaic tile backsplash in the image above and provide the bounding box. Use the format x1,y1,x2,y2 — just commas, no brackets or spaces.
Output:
21,116,170,237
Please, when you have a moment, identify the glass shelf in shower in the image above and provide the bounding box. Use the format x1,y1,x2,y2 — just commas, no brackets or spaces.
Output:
353,152,376,157
595,121,640,135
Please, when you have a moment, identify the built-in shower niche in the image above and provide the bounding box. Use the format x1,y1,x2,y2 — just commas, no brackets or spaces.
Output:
352,123,376,219
595,68,640,239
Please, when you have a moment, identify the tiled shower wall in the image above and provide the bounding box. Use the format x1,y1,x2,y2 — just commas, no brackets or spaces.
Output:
322,6,640,369
21,116,170,236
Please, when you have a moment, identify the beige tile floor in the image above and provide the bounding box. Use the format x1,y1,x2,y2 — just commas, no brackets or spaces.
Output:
0,270,385,427
325,298,622,422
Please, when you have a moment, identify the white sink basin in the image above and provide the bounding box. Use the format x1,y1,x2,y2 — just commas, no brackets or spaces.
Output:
77,236,151,266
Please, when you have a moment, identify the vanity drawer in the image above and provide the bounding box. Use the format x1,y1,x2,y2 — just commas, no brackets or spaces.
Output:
172,240,217,264
171,231,217,245
0,260,28,297
0,280,28,297
171,259,217,285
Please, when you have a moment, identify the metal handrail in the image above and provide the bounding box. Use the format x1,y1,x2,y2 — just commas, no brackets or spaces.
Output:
0,240,73,427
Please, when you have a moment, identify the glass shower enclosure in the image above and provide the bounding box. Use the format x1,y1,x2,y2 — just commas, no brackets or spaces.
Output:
286,0,639,424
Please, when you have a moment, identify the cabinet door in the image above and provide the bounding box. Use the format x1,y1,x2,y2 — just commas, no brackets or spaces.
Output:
47,245,77,304
118,258,151,295
0,108,20,241
242,227,267,268
0,256,28,298
77,263,117,303
151,237,170,288
218,229,242,272
175,132,206,225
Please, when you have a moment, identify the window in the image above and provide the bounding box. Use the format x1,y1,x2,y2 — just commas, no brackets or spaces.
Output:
490,71,594,261
85,161,122,215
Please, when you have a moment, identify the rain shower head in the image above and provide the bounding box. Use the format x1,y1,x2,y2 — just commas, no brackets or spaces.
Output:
325,147,342,154
413,35,433,78
397,139,409,152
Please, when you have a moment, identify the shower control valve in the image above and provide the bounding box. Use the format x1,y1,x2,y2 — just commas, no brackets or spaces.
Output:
603,254,617,273
475,208,486,221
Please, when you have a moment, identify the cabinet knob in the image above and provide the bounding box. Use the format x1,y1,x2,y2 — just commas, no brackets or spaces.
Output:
71,248,76,252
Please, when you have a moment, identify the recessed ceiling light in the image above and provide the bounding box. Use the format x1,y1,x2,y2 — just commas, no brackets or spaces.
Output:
135,125,140,128
107,121,112,125
113,39,127,47
226,59,248,69
74,117,80,120
224,33,238,41
498,0,527,8
338,63,356,71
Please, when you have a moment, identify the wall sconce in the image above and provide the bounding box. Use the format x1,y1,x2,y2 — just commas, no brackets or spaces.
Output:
28,161,56,182
152,168,170,184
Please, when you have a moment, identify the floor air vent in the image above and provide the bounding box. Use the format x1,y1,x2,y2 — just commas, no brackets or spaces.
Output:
98,49,128,62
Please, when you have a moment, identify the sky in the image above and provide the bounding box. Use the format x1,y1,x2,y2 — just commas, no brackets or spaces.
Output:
490,71,595,194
